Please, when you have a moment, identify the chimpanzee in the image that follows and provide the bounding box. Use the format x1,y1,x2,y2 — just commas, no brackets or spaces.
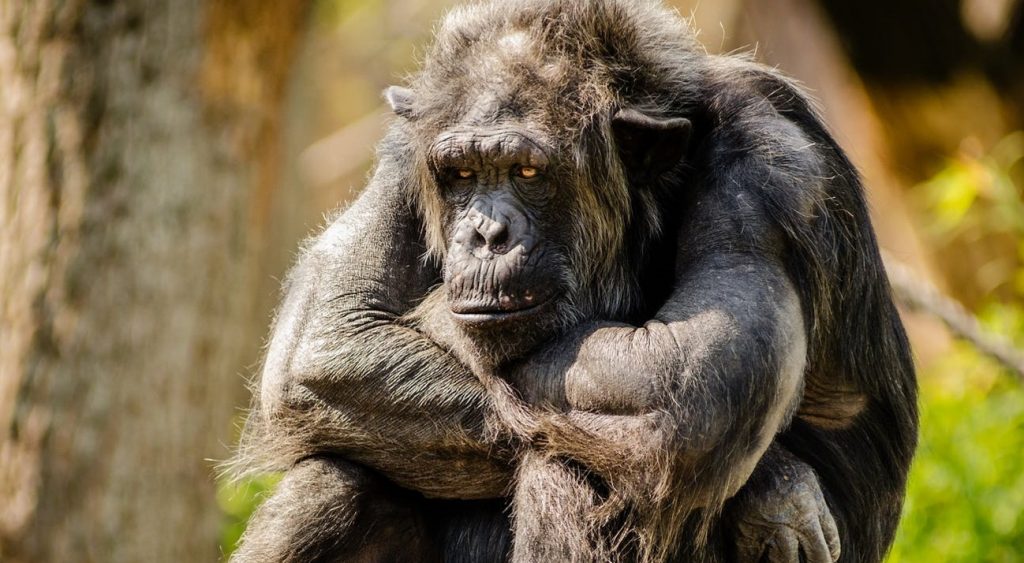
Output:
230,1,917,562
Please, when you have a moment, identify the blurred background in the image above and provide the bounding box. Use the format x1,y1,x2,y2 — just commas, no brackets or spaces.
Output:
1,0,1022,561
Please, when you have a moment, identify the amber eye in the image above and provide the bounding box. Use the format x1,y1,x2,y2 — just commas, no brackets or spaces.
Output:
456,168,475,179
517,166,539,179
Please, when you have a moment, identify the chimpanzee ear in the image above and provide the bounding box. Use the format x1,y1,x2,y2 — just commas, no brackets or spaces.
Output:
611,107,692,181
384,86,417,119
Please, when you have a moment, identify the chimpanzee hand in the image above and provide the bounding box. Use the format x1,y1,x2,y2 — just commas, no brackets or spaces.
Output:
502,320,666,415
728,444,841,563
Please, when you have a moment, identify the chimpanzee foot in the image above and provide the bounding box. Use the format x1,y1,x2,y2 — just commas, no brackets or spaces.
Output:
728,446,841,563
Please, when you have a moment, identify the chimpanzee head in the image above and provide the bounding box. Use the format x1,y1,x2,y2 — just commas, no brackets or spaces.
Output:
386,1,698,355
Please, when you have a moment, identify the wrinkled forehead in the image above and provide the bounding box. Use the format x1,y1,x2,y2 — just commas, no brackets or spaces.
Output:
428,126,552,170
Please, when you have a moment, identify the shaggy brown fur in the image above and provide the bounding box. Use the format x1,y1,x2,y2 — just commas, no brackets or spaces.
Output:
230,1,916,562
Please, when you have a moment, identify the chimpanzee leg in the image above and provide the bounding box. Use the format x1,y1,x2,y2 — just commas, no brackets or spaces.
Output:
231,456,438,563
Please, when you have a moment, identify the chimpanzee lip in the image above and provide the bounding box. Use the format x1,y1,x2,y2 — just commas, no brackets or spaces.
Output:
449,295,555,326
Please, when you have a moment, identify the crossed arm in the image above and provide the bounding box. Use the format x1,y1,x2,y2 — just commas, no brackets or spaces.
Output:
248,152,836,561
254,154,806,501
507,247,807,506
251,161,513,499
398,160,832,560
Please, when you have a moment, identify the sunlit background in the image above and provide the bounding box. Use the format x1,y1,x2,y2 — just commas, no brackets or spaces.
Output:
2,0,1022,561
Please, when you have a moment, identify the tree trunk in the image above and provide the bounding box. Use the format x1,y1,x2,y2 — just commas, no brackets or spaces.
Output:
0,1,307,562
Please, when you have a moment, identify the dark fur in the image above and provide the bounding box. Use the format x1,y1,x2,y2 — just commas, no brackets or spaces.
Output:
230,1,917,562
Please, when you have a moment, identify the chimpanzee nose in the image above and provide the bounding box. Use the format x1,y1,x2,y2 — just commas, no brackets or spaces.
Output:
470,215,510,254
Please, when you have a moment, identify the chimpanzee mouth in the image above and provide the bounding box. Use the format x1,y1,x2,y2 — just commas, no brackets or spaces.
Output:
449,293,557,327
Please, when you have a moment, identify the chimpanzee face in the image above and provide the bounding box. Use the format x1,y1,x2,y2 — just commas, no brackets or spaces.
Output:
385,51,690,351
426,124,572,336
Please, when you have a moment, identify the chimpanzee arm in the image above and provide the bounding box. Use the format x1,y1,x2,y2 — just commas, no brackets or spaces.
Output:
505,99,826,511
407,257,835,562
241,131,512,499
512,223,805,508
485,70,854,561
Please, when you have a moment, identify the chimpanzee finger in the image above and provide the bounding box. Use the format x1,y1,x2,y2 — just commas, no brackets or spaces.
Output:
818,504,841,561
734,534,767,563
798,520,834,563
767,530,800,563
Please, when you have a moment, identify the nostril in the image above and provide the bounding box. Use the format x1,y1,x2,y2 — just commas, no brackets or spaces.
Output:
471,220,511,254
469,228,487,249
489,226,510,252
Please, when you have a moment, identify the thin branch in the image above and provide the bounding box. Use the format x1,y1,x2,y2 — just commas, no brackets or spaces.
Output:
883,252,1024,381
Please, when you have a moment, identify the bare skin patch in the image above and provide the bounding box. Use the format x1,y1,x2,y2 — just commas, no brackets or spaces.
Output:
797,376,868,430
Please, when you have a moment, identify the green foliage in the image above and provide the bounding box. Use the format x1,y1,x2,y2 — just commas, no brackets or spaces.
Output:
888,348,1024,563
888,132,1024,562
217,473,281,559
921,132,1024,241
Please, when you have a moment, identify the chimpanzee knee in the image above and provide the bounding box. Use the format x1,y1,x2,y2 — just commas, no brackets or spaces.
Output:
231,456,437,563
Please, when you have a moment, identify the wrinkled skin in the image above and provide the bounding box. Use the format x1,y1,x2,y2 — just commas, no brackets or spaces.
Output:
429,127,569,359
728,446,842,563
231,1,917,562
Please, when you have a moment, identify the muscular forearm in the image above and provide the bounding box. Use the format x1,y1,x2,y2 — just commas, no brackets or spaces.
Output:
509,255,807,504
266,318,513,499
249,143,513,499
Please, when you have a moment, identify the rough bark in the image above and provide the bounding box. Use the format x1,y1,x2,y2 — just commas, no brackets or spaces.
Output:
0,1,307,562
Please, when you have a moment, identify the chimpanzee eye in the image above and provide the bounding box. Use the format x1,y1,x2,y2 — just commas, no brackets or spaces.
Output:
515,165,540,179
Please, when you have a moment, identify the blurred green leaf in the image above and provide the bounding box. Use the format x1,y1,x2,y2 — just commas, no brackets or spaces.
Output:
217,473,282,558
924,159,981,234
891,131,1024,562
